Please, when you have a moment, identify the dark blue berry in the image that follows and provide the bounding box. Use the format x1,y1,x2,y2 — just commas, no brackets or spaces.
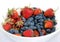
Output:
46,29,51,33
27,17,34,22
35,14,43,19
30,21,34,26
40,26,44,29
22,17,26,22
37,29,43,36
9,29,19,34
38,23,43,25
24,21,31,26
34,19,37,24
51,27,55,32
21,27,28,30
29,26,37,29
43,15,46,20
36,24,40,29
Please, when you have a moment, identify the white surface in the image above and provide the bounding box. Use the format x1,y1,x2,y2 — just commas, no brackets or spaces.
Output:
0,30,60,42
0,0,60,42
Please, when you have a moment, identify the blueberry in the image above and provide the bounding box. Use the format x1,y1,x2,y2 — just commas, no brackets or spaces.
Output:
40,26,44,29
22,17,26,22
9,29,15,34
35,15,40,19
39,19,44,21
53,21,57,25
29,26,37,29
38,23,43,25
27,17,34,22
34,19,37,24
50,16,55,20
38,14,43,16
30,21,34,26
19,30,23,34
9,29,19,34
35,14,43,19
46,29,51,33
24,22,28,26
40,32,43,36
51,27,55,32
24,21,31,26
50,17,57,25
37,29,43,36
43,15,46,20
36,24,41,29
21,27,28,30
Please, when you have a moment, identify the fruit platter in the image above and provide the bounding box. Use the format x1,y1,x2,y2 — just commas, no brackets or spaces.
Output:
2,6,57,37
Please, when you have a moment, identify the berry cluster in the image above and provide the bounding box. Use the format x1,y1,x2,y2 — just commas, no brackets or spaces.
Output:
3,7,57,37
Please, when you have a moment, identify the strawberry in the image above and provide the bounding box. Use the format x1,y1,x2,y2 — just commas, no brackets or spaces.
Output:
21,7,33,19
11,9,19,19
44,20,53,29
33,30,39,36
23,29,33,37
3,23,12,31
33,8,42,15
44,8,54,18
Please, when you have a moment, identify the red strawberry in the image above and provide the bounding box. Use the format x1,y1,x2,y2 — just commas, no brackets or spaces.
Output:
33,8,42,15
44,20,53,29
21,7,33,19
33,30,39,36
3,23,12,31
11,9,19,19
23,29,33,37
44,8,54,18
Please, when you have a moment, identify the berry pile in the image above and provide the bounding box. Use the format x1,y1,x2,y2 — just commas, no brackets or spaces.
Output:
3,7,57,37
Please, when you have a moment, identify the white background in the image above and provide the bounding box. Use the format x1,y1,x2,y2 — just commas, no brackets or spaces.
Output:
0,0,60,42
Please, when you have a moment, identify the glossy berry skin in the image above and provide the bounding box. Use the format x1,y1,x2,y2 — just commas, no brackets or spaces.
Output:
27,17,34,22
33,8,42,15
23,29,33,37
9,29,19,34
3,23,12,31
44,20,53,29
29,26,36,30
22,17,26,22
51,27,55,32
46,29,51,33
33,30,39,36
21,7,33,19
44,8,54,18
35,14,43,19
11,9,19,19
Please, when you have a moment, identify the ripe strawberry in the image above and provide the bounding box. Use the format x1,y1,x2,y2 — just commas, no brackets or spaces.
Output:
23,29,33,37
33,8,42,15
33,30,39,36
21,7,33,19
3,23,12,31
44,8,54,18
11,9,19,19
44,20,53,29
